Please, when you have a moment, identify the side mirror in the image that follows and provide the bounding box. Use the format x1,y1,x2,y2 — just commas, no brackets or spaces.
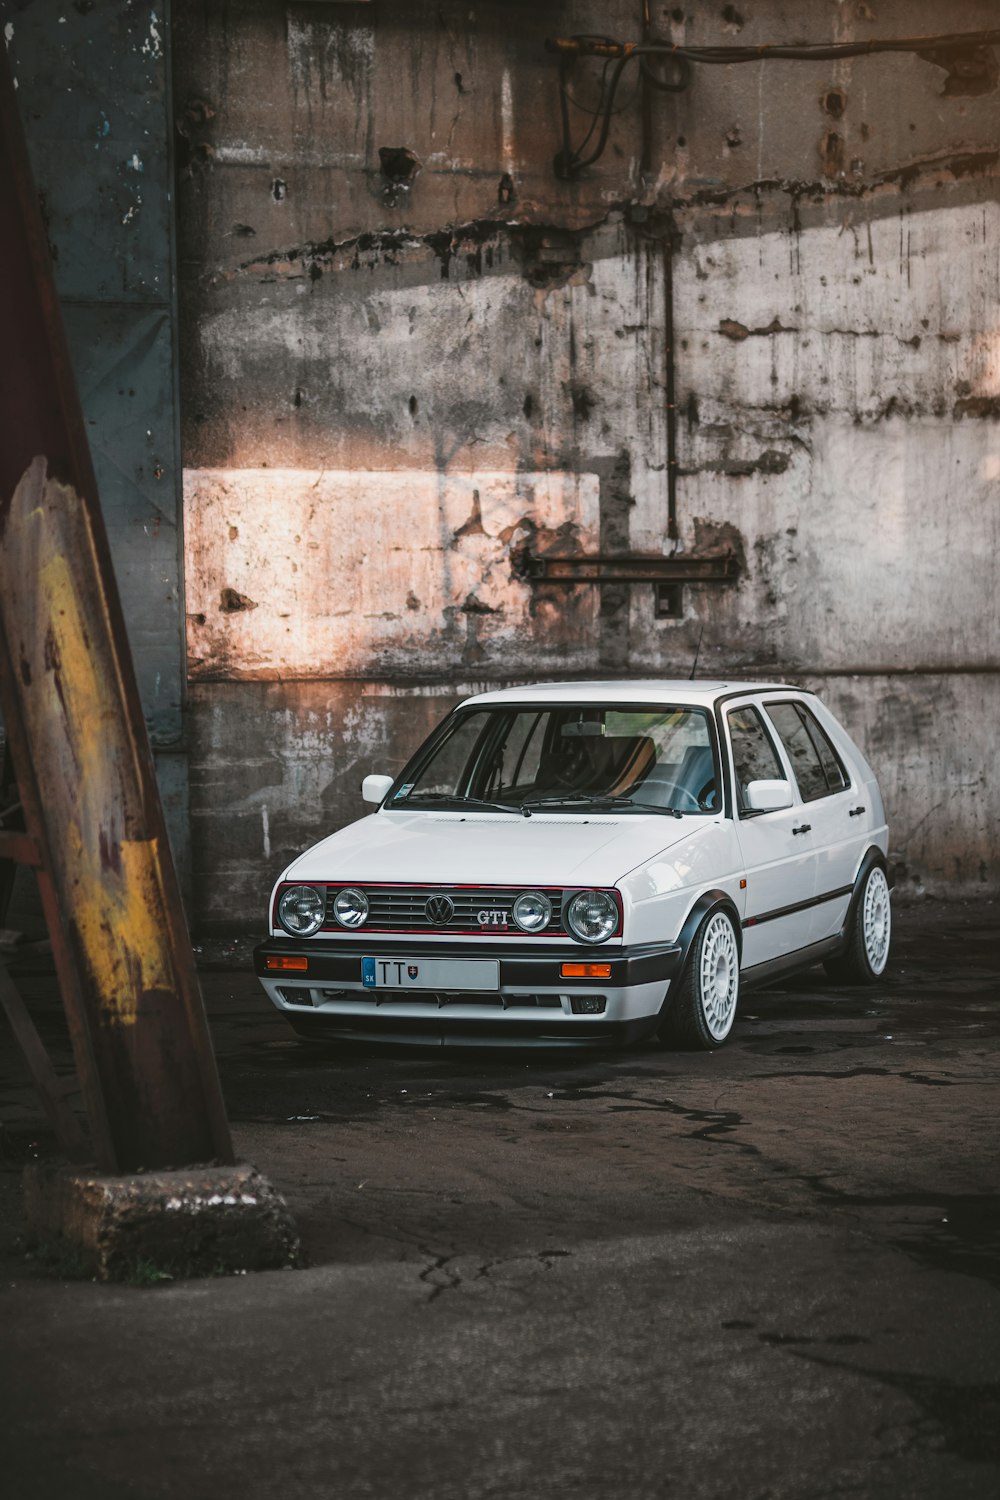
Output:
744,779,793,812
361,773,394,806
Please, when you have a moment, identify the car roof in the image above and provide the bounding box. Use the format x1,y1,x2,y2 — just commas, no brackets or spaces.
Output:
461,680,808,709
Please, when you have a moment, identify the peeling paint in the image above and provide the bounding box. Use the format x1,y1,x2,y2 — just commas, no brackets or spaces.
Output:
141,10,162,62
1,464,177,1026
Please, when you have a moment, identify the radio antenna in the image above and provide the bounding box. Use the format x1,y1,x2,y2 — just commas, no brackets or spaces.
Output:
688,621,705,680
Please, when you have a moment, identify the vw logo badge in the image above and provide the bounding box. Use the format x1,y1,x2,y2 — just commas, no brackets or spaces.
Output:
425,894,455,926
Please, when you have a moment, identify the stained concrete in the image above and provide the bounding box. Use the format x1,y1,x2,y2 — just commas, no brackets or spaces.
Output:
0,901,997,1497
170,1,1000,901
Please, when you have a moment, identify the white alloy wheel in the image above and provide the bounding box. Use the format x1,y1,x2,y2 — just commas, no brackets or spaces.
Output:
862,866,891,976
824,859,892,984
698,911,740,1041
657,906,742,1049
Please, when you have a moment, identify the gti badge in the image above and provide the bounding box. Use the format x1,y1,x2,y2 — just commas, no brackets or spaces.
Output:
478,908,508,928
425,894,454,925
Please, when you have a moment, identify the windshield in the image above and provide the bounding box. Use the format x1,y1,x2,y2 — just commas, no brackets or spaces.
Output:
392,705,719,814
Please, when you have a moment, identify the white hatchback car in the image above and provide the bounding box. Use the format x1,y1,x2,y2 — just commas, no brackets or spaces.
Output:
255,681,891,1049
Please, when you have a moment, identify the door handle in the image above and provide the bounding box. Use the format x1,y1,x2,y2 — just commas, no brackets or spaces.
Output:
848,805,865,817
792,823,812,835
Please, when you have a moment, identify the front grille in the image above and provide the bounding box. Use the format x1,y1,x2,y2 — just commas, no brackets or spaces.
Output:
323,885,569,936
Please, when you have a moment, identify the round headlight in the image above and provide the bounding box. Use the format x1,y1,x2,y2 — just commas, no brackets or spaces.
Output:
512,890,552,933
277,884,325,937
565,889,619,944
332,887,369,929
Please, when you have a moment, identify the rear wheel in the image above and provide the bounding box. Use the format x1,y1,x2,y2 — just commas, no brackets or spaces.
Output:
658,908,740,1050
824,863,891,983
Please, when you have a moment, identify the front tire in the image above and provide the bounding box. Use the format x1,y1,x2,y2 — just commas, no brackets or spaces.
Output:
658,908,740,1050
824,863,891,983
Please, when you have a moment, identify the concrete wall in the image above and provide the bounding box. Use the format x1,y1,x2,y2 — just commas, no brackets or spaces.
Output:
173,1,1000,927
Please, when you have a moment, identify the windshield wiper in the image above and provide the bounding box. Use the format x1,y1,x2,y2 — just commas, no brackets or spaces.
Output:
520,795,683,818
401,792,531,817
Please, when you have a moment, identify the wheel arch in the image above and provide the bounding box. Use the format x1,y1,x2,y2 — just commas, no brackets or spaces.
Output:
676,889,743,972
839,846,890,950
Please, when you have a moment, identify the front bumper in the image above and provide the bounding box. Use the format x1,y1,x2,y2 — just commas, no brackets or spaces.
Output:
254,936,682,1048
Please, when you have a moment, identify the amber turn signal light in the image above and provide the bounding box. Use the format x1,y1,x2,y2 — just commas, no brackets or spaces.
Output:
560,962,612,978
265,955,309,972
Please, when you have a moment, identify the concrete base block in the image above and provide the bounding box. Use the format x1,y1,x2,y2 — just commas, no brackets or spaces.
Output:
23,1160,300,1281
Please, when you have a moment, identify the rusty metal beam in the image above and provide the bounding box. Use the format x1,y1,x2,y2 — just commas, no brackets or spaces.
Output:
521,553,740,585
0,43,233,1173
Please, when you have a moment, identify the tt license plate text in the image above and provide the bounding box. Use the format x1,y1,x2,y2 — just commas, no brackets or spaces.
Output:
361,957,500,991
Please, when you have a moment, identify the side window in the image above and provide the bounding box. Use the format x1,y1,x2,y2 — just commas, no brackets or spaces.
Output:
765,702,835,802
798,705,849,793
727,706,785,813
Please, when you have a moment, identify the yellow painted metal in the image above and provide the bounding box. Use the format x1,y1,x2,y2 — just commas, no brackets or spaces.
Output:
0,34,233,1171
0,460,234,1170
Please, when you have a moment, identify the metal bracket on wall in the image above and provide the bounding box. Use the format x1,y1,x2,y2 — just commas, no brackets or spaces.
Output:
520,552,740,585
520,551,740,621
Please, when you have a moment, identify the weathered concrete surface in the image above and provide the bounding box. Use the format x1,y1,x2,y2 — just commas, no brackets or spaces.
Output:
23,1159,298,1281
0,903,997,1497
172,0,1000,902
187,678,459,931
172,0,1000,251
184,468,600,678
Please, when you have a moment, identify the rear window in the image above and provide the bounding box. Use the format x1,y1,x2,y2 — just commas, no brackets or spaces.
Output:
765,701,849,802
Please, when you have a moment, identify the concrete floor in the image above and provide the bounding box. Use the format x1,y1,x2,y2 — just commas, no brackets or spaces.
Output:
0,901,998,1499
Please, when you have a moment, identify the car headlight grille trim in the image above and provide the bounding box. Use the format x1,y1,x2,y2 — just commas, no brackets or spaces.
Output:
326,885,570,934
287,884,624,939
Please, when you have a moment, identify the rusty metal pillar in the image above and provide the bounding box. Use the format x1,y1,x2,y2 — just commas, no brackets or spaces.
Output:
0,42,233,1173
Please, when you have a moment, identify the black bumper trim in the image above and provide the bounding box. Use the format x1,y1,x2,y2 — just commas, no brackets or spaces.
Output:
743,883,853,929
286,1012,661,1048
255,937,682,989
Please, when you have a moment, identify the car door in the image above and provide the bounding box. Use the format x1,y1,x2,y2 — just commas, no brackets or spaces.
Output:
724,700,817,970
760,697,863,944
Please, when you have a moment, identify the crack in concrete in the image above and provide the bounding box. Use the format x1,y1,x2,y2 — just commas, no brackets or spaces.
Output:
412,1244,578,1302
543,1087,761,1154
226,211,616,282
417,1245,462,1302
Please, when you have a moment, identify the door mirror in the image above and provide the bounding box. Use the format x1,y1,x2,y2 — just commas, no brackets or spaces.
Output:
744,778,793,812
361,773,394,806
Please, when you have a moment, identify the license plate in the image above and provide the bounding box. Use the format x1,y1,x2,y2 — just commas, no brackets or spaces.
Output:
362,956,500,991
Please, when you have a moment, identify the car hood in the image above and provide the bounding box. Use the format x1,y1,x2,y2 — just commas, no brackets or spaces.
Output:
283,809,702,888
